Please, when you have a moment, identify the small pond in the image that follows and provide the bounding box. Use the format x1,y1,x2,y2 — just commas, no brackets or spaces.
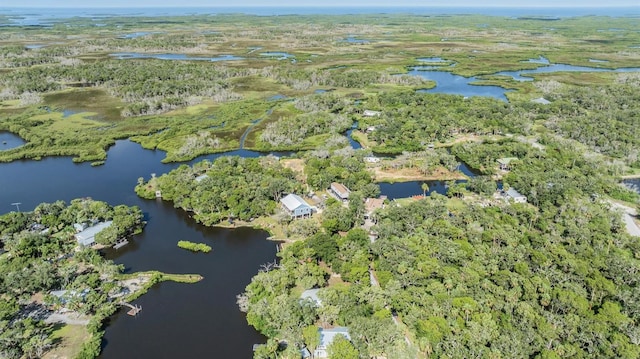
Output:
379,180,467,200
417,57,448,63
343,36,370,44
110,53,244,62
0,131,26,150
118,32,160,39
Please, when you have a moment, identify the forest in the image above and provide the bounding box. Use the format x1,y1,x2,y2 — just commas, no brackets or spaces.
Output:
1,9,640,359
0,199,144,359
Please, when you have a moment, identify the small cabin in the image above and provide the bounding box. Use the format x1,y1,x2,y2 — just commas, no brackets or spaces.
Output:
505,188,527,203
497,157,518,171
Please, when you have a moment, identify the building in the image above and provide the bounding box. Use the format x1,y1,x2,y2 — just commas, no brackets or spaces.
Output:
75,221,113,246
497,157,518,171
532,97,551,105
280,194,313,219
300,288,322,306
364,197,386,220
314,327,351,358
505,188,527,203
363,156,381,163
195,174,209,182
330,182,350,201
363,110,381,117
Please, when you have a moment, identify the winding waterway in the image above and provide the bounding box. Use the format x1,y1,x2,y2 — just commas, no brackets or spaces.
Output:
0,140,277,359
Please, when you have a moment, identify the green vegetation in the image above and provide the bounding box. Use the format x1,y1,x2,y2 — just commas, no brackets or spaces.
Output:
0,199,138,359
177,240,212,253
0,199,203,359
2,10,640,359
2,13,639,165
136,156,302,225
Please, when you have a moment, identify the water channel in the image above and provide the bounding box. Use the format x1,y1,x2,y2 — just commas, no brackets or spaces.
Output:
410,56,640,101
0,140,279,359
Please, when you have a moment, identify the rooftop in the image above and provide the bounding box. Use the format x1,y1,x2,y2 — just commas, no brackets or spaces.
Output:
497,157,518,165
280,194,311,211
532,97,551,105
506,188,525,198
300,288,322,305
331,182,350,196
319,327,351,347
76,221,112,246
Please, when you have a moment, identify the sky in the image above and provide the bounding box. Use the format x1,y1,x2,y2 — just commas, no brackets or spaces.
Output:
3,0,639,7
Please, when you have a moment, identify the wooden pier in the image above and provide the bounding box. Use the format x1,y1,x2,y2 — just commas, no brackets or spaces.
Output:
119,302,142,316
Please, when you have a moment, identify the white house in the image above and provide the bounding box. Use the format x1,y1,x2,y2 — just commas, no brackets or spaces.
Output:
314,327,351,358
363,110,381,117
364,156,381,163
505,188,527,203
75,221,113,246
300,288,322,306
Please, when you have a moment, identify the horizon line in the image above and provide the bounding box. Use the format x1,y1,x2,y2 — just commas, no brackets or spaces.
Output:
1,5,638,8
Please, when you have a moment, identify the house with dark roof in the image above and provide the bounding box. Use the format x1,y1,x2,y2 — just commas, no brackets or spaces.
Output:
280,194,313,219
330,182,350,201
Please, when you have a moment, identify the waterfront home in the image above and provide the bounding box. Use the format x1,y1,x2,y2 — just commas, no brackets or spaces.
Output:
314,327,351,358
497,157,518,171
330,182,350,201
505,188,527,203
280,194,313,219
75,221,113,246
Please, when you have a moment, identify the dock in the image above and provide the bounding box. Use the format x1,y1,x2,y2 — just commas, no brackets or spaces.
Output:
113,239,129,250
119,302,142,316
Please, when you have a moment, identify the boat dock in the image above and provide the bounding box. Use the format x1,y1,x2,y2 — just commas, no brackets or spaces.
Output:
113,239,129,250
120,302,142,316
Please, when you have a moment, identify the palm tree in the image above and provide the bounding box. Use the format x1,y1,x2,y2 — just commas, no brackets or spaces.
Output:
421,182,430,197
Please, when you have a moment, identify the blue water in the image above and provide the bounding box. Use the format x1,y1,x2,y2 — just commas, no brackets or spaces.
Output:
379,180,467,200
110,53,244,61
522,56,550,64
0,131,26,151
343,36,370,44
411,68,512,101
118,32,160,39
495,64,640,82
417,57,448,63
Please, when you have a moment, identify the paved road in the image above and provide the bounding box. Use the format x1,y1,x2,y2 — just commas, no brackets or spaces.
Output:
609,201,640,237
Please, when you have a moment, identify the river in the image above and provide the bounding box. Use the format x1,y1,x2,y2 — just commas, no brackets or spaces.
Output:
0,140,277,359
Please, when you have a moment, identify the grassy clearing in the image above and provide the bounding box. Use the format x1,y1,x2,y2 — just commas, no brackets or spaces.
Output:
43,324,89,359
